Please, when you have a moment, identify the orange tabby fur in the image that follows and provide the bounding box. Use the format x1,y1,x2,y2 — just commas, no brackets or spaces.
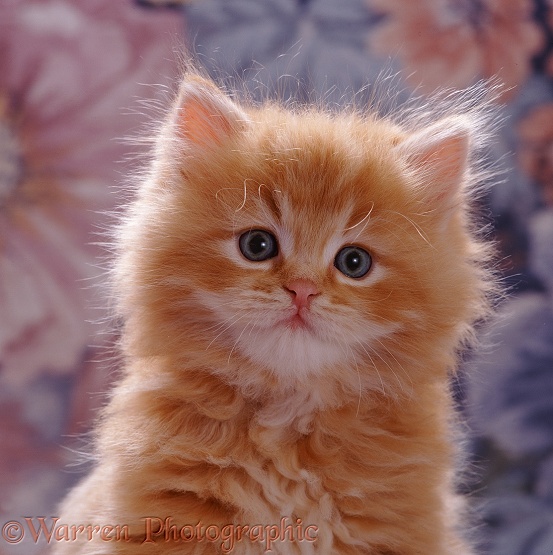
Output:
54,72,496,554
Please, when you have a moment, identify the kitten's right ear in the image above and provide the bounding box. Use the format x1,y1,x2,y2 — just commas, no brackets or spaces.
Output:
174,76,250,149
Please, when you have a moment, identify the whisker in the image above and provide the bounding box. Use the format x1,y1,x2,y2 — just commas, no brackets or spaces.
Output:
234,179,249,212
350,346,363,417
355,337,399,392
380,209,435,249
329,329,366,415
202,309,246,332
227,320,253,363
356,341,386,396
345,202,375,242
372,336,414,392
206,312,249,350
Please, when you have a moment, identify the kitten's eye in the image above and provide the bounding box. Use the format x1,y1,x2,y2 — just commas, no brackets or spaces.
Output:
334,246,372,279
239,230,279,262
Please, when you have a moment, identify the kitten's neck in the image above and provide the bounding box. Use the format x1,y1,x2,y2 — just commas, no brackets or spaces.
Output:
253,387,326,435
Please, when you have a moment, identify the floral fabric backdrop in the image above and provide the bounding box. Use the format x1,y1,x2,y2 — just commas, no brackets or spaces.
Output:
0,1,181,553
1,1,553,554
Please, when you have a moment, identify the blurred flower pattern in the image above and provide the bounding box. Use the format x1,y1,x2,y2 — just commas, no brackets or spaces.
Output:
0,1,179,551
2,1,553,554
367,0,544,101
518,103,553,205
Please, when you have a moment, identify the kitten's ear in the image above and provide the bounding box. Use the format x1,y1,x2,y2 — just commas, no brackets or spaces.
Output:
175,76,250,148
395,117,471,212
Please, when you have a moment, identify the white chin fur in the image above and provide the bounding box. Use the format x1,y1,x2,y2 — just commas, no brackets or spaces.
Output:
234,324,349,381
196,291,400,384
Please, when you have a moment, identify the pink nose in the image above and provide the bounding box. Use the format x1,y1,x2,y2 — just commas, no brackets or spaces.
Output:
284,279,320,309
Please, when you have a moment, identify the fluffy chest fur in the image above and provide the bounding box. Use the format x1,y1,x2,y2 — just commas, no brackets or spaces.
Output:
92,368,456,554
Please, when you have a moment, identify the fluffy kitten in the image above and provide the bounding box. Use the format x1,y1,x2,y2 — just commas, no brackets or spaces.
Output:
55,72,496,555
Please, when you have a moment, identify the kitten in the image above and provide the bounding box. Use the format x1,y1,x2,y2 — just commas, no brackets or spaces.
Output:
54,71,497,555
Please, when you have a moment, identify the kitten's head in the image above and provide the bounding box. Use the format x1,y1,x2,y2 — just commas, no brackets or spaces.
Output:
115,74,495,398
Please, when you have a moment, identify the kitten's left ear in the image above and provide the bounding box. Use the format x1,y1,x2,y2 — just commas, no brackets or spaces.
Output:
174,75,250,149
394,117,471,212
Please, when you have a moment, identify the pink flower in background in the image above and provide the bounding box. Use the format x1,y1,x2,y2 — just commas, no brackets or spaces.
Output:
0,0,181,535
0,1,179,388
368,0,543,100
518,104,553,206
0,400,60,504
547,1,553,76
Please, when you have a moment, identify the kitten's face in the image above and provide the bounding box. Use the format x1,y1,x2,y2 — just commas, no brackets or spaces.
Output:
187,134,411,382
120,77,483,394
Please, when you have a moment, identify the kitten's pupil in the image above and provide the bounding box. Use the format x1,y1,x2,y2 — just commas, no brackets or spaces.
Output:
335,246,372,279
347,252,361,269
239,230,278,262
250,235,268,255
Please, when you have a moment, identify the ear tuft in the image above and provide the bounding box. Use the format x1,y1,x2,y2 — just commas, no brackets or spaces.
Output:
175,76,250,149
395,117,472,210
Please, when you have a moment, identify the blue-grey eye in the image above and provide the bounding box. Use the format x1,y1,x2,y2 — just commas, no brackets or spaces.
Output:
239,230,278,261
334,246,372,279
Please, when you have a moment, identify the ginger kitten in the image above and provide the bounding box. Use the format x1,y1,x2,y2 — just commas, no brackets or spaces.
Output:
54,72,496,554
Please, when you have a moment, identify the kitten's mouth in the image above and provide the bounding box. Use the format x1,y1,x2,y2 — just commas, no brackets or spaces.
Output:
289,314,306,329
284,311,311,331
